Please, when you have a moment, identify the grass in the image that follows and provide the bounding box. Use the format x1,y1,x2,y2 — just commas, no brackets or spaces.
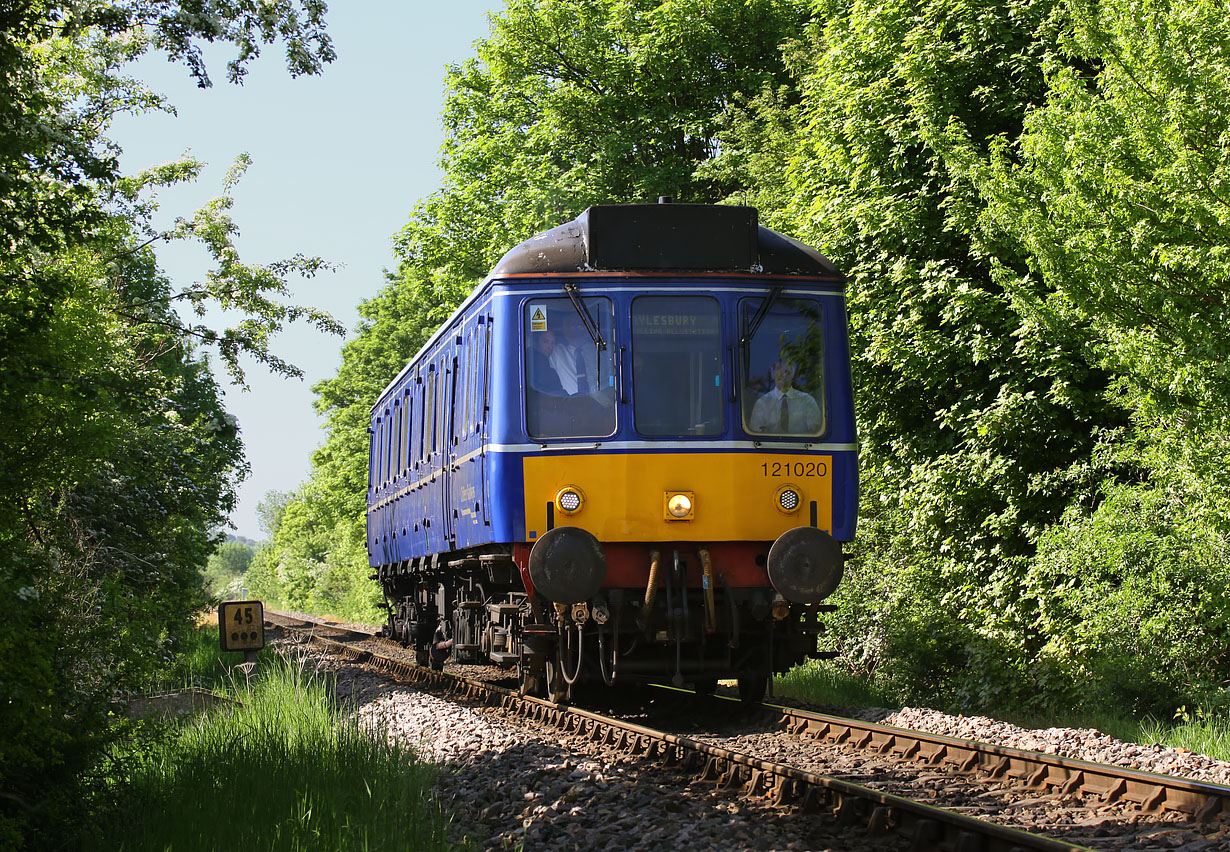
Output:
773,657,895,709
155,618,260,692
775,658,1230,763
1136,708,1230,758
90,633,464,852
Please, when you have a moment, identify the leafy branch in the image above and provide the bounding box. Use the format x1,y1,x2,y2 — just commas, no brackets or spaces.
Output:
107,153,344,386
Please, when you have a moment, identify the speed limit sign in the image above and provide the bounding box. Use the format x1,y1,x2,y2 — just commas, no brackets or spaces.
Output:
218,600,265,652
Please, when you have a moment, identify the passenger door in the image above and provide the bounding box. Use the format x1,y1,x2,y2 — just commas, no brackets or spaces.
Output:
442,345,459,549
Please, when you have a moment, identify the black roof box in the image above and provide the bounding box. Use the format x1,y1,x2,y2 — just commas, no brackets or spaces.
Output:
493,204,843,279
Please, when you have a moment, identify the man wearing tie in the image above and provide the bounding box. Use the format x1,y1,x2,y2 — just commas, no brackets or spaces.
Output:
550,316,596,396
748,359,822,435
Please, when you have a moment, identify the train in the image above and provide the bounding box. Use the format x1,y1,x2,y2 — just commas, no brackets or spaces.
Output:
368,201,857,701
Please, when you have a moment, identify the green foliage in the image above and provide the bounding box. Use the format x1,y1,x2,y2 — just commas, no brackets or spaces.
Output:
203,540,256,600
774,658,895,710
0,219,246,846
980,0,1230,431
151,622,266,693
1137,704,1230,763
245,485,381,622
0,4,338,848
133,153,345,387
1026,474,1230,715
709,0,1116,713
724,0,1230,718
736,0,1122,562
87,653,457,852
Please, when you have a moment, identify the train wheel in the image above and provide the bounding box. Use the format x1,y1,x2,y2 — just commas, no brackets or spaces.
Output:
519,663,546,697
546,658,568,704
737,674,768,703
516,659,565,701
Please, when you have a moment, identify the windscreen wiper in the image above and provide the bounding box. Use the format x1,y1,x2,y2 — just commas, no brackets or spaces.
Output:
564,282,607,351
740,283,783,370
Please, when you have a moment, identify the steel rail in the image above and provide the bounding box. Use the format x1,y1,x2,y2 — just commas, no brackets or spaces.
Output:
281,623,1093,852
767,704,1230,823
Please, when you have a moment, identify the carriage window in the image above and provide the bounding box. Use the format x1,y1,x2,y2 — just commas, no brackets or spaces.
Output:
449,356,459,445
471,325,484,432
480,319,491,431
393,404,402,475
467,340,477,433
426,367,437,455
471,325,480,432
632,296,723,436
524,297,616,439
386,413,395,481
740,297,825,437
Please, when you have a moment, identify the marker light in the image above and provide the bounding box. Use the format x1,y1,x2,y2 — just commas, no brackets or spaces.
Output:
665,491,695,520
775,485,802,514
556,486,585,515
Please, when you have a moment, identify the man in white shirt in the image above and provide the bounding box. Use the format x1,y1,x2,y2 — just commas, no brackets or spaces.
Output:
549,317,596,396
748,359,822,435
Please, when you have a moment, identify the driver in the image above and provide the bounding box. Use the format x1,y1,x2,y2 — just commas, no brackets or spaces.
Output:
530,330,567,396
748,359,821,434
546,315,592,396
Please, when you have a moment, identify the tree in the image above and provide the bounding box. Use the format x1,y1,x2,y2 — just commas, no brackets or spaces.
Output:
203,540,256,598
971,0,1230,710
705,0,1230,714
0,5,337,846
713,0,1137,707
980,0,1230,438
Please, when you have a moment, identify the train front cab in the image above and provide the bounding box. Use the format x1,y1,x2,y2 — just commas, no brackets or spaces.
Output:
496,275,858,698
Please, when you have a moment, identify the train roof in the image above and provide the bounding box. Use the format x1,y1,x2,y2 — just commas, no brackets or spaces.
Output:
494,204,845,279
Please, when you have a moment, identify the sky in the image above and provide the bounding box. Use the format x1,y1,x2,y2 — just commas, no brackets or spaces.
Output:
110,3,503,542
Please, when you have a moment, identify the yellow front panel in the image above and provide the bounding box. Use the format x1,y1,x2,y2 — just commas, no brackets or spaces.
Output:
522,452,832,541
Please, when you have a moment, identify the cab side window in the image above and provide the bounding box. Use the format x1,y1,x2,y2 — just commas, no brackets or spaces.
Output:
524,297,616,439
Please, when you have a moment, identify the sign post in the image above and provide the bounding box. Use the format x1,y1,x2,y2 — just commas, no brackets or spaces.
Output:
218,600,265,668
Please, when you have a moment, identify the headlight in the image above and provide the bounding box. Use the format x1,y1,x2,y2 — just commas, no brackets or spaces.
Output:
555,486,585,515
664,491,694,520
775,485,802,514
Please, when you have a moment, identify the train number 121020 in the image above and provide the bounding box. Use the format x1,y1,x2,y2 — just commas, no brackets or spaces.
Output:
761,460,828,478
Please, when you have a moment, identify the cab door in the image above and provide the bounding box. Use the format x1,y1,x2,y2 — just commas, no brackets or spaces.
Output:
449,317,487,548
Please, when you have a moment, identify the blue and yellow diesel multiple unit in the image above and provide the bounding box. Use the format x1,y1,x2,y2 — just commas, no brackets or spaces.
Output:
368,203,856,700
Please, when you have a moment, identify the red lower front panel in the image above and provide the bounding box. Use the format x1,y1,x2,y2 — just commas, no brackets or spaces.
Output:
513,540,773,597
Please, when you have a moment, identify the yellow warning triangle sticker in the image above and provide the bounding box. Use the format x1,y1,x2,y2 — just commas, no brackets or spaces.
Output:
531,307,546,321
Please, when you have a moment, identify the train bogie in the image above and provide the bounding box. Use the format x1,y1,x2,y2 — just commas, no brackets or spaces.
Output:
368,203,857,700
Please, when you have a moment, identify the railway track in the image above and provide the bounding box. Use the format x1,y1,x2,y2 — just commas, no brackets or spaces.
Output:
265,611,1230,851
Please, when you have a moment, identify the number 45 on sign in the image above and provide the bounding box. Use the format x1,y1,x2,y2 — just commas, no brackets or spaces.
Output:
219,600,265,653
